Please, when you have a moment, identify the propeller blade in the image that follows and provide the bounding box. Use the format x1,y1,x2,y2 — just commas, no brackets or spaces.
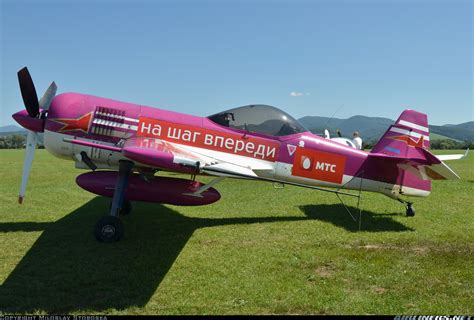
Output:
17,67,39,118
18,130,38,204
38,81,57,111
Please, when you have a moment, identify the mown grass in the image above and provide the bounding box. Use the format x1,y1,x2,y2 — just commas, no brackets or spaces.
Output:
0,149,472,315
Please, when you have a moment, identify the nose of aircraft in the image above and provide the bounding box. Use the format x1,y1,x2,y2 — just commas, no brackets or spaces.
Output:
12,109,45,132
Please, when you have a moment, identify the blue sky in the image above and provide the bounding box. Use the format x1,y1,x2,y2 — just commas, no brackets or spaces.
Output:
1,0,472,126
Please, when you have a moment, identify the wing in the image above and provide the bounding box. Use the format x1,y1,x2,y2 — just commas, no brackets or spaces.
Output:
122,137,204,168
63,136,275,178
122,137,273,178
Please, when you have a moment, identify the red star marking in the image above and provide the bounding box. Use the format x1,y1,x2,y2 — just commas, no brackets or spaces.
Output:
390,135,425,148
52,112,93,134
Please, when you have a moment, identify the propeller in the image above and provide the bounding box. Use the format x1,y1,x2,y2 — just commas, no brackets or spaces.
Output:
19,131,38,204
18,67,40,117
38,81,57,114
16,67,57,204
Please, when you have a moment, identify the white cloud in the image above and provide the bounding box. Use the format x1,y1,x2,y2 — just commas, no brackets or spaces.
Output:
290,91,304,97
290,91,310,97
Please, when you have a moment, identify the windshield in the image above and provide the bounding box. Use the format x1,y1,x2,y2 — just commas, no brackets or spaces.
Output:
207,104,307,136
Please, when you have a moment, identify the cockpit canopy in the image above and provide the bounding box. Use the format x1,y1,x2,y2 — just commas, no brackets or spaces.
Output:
207,104,308,136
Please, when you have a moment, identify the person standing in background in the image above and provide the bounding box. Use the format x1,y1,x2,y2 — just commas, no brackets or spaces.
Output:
352,131,363,149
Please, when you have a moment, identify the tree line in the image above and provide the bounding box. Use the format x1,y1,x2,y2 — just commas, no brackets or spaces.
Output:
363,139,472,150
0,135,45,149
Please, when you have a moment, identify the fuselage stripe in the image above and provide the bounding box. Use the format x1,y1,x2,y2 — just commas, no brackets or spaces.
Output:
389,127,430,141
397,120,429,133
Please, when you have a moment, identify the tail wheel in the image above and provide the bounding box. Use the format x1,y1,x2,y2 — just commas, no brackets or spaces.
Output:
406,205,415,217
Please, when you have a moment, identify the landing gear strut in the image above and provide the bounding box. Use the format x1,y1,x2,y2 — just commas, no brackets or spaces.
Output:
94,160,134,242
109,199,132,215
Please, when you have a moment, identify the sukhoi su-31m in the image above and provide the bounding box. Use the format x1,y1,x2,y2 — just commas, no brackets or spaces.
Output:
12,67,467,242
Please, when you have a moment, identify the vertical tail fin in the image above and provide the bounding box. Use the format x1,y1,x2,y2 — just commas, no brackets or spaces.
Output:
369,109,432,197
372,109,430,155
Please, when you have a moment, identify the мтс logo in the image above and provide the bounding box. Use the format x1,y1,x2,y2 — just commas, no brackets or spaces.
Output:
292,148,347,184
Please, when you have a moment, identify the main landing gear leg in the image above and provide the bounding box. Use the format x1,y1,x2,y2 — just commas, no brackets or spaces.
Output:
95,160,134,242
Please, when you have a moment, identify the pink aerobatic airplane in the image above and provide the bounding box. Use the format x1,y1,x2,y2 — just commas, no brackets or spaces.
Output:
12,67,467,242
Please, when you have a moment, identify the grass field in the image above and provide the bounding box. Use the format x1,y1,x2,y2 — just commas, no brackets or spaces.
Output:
0,149,473,315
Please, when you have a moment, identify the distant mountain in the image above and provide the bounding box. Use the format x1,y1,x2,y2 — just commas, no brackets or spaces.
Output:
430,123,474,142
298,116,344,130
299,115,393,143
298,116,474,142
0,125,25,133
443,121,473,131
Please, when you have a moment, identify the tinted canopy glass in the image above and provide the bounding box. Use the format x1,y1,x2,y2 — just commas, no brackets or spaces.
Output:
207,104,307,136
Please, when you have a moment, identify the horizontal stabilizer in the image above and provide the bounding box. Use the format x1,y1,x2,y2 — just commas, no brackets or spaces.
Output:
422,161,460,180
436,149,469,161
369,147,461,180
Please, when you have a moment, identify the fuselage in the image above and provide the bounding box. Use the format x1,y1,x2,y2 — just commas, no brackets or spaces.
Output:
42,93,430,198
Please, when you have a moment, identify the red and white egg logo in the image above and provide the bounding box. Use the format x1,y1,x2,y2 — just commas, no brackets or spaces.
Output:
300,156,312,171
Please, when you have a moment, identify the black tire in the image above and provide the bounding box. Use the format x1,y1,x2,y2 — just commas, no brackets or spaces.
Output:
95,216,124,242
406,205,415,217
109,200,132,215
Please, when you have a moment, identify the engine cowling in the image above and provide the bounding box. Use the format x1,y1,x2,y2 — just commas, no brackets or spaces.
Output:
76,171,221,206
